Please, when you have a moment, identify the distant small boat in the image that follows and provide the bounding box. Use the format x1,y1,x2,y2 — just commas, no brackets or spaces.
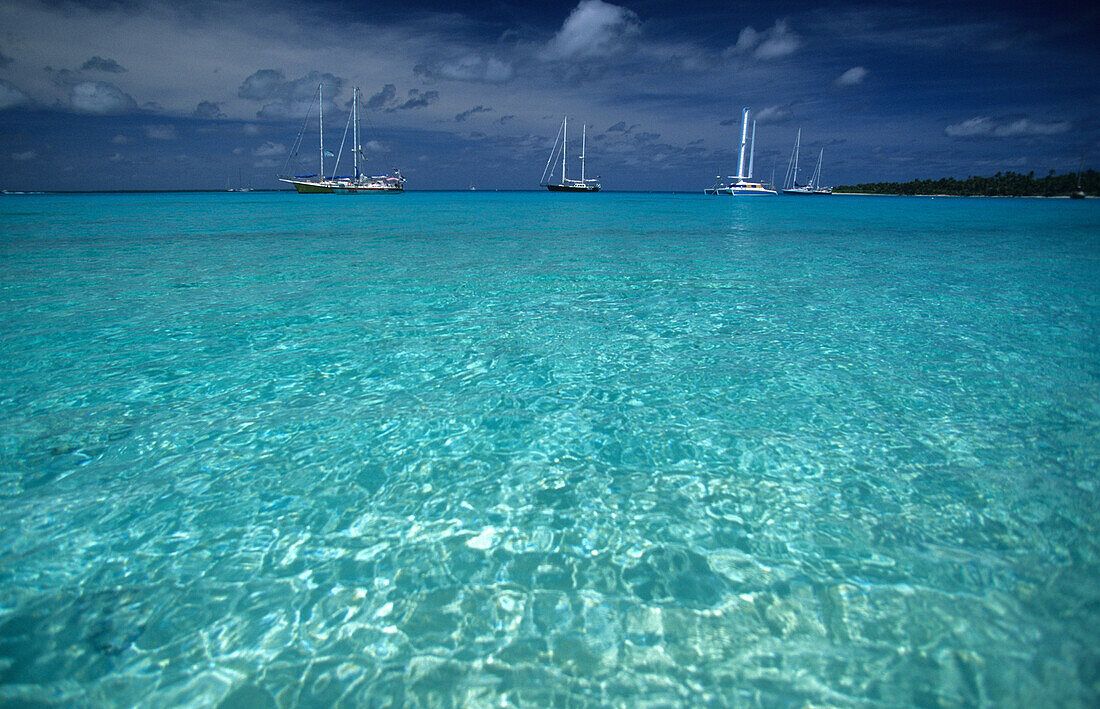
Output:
1071,155,1086,199
540,116,601,192
705,107,776,196
782,129,831,195
227,168,252,192
279,85,405,194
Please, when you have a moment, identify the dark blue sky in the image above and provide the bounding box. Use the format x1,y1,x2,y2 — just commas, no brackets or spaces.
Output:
1,0,1097,190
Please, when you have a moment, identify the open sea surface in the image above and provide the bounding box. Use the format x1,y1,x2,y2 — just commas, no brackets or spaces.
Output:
1,191,1098,707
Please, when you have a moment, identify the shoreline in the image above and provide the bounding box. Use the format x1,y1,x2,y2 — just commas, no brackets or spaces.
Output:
2,189,1092,198
833,192,1087,198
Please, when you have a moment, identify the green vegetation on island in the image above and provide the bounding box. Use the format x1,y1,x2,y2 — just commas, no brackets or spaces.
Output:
834,170,1096,197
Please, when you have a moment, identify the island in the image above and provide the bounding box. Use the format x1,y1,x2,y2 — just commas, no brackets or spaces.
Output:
834,170,1095,197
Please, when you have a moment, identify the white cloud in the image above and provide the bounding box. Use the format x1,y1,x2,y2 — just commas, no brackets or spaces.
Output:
730,20,801,60
946,116,1070,138
753,105,791,123
110,134,131,145
543,0,641,60
70,81,137,114
0,79,31,110
993,118,1070,137
419,55,514,83
755,21,801,59
733,27,758,54
835,66,868,86
12,150,37,161
239,70,345,120
945,117,994,137
253,141,286,157
144,124,178,140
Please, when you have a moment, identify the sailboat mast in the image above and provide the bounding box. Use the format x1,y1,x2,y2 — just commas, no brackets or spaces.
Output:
353,87,359,180
319,84,325,179
748,120,756,179
793,128,800,186
562,116,568,183
581,123,586,182
736,107,749,180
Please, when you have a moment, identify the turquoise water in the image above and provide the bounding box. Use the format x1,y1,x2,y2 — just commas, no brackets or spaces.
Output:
1,191,1098,707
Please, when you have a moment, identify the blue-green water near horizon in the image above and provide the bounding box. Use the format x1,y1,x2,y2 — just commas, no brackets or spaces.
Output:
1,191,1098,707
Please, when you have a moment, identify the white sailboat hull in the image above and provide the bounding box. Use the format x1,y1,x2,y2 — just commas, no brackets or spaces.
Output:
279,177,404,194
716,181,777,196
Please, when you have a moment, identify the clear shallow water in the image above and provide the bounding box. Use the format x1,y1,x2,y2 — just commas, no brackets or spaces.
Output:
1,191,1098,707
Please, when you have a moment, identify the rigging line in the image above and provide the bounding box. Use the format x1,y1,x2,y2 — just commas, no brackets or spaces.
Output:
541,120,565,185
282,87,320,176
332,107,353,180
359,106,396,175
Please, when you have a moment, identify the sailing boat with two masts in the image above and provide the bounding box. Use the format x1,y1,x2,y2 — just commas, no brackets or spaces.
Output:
705,107,776,196
541,116,601,192
1071,155,1086,199
782,128,831,195
226,168,252,192
279,85,405,194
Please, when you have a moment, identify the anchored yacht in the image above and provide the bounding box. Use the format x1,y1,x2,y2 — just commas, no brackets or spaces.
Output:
279,85,405,194
706,107,776,196
540,116,601,192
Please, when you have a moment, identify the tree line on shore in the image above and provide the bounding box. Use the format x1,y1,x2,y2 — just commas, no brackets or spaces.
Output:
833,170,1096,196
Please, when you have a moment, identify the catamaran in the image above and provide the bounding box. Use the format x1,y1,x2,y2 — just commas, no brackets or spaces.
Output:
705,107,776,196
782,128,831,195
540,116,601,192
279,85,405,194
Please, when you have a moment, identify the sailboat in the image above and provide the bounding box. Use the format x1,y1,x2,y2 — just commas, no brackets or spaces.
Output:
279,85,405,194
227,168,252,192
782,129,831,195
705,107,776,196
540,116,601,192
1071,155,1086,199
